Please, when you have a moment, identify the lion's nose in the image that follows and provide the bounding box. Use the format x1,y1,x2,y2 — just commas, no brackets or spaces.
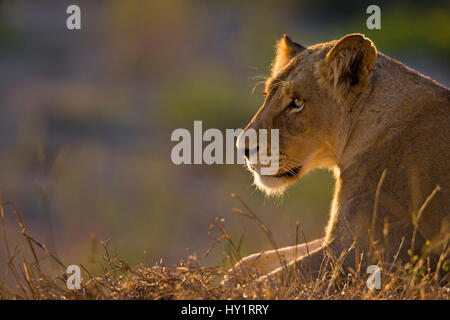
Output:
244,148,250,158
244,146,259,159
236,129,258,152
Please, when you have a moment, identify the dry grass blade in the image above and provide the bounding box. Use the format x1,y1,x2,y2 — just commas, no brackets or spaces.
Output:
0,189,29,298
369,169,387,256
411,185,441,255
0,194,448,300
231,193,287,273
20,232,66,270
4,202,41,271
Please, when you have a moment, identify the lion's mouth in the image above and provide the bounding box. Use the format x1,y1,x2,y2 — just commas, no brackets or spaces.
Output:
274,166,302,178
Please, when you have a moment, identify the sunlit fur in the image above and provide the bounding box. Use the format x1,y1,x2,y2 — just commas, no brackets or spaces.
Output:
232,33,450,283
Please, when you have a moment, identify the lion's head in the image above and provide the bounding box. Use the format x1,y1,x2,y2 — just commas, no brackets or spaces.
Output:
237,33,377,194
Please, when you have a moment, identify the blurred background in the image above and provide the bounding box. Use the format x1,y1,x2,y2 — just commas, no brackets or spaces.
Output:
0,0,449,276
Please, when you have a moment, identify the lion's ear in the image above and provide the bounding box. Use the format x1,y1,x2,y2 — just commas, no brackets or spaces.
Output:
271,34,305,75
320,33,377,97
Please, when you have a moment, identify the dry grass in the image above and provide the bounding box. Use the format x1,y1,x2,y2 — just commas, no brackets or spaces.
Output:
0,191,448,300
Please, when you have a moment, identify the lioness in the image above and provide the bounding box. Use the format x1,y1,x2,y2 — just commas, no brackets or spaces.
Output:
232,33,450,283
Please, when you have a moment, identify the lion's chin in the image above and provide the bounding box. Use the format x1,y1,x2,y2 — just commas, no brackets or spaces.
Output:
253,173,296,196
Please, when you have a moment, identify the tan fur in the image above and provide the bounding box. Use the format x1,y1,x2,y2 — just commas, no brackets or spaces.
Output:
272,34,305,75
230,33,450,283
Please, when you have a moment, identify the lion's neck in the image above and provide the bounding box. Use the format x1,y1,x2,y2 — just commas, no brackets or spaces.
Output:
334,54,440,173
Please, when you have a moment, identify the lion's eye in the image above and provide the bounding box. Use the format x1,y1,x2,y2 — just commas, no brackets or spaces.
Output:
289,98,305,111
